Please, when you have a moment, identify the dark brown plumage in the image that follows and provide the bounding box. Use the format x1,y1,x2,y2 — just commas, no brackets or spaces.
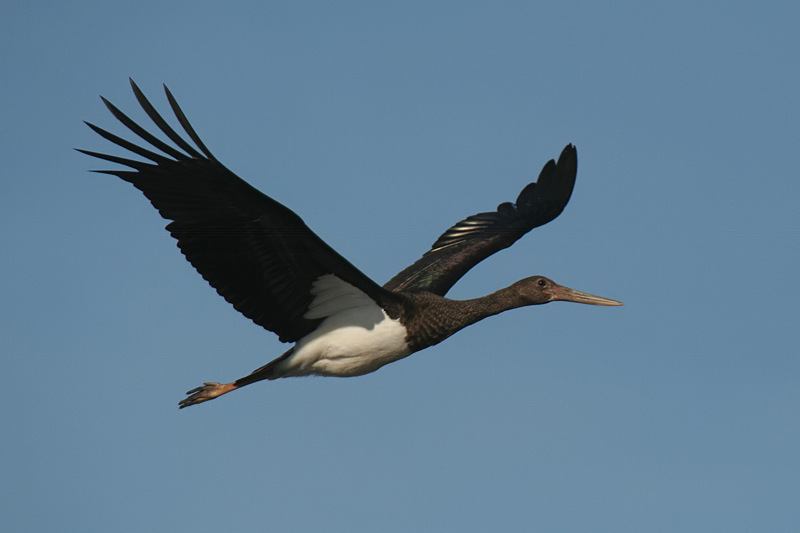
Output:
81,80,621,408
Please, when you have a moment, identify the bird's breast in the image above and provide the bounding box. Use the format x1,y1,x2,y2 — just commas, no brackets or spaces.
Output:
275,274,412,377
282,306,412,377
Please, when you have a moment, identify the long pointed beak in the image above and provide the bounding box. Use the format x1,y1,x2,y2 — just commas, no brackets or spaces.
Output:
552,285,623,306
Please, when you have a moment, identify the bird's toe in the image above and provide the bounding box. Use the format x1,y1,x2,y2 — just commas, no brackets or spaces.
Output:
178,382,234,408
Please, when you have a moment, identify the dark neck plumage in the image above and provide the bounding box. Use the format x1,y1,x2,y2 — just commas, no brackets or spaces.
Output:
402,285,530,352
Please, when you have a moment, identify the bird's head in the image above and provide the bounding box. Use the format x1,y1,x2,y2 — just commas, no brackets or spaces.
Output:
514,276,623,307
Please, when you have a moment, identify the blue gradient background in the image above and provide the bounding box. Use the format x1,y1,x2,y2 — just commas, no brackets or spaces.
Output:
3,2,798,531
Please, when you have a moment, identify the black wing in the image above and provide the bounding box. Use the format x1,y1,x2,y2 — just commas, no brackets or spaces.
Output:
383,144,577,295
80,79,398,343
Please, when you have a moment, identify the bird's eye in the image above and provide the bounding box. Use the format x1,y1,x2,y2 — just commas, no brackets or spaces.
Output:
537,278,548,288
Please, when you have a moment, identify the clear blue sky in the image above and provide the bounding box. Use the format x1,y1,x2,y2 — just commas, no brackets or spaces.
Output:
3,1,798,531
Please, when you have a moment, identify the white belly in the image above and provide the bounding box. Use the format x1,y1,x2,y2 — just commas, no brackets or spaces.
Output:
277,274,411,377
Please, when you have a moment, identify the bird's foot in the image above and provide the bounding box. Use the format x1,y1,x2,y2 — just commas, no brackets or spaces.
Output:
178,381,237,409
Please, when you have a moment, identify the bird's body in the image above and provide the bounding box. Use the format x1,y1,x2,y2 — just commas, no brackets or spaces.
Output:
282,274,411,378
81,80,621,408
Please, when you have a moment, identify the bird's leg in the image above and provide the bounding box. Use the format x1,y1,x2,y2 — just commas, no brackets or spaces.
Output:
178,348,293,408
178,382,239,408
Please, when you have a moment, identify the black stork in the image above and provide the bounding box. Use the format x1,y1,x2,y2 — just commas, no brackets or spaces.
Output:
80,80,622,408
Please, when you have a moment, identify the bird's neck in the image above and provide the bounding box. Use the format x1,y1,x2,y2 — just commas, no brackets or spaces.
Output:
459,285,534,327
403,286,528,352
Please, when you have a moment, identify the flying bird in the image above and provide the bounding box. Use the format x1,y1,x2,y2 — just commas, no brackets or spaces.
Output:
80,80,622,408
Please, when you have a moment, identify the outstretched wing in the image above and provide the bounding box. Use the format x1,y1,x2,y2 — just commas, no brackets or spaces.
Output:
383,144,577,295
80,79,398,343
